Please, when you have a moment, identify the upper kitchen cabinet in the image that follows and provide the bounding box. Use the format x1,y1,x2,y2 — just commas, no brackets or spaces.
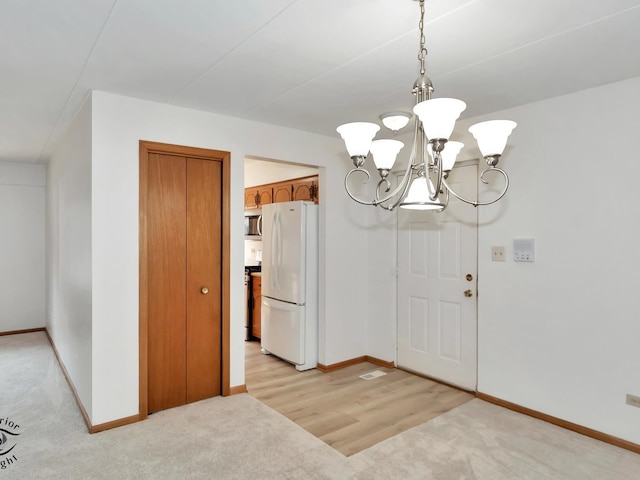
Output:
273,182,293,203
258,185,273,206
292,177,318,203
244,188,259,209
245,175,319,209
244,185,273,209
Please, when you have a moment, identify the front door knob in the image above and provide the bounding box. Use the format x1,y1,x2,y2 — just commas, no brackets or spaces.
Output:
201,287,209,295
464,289,473,297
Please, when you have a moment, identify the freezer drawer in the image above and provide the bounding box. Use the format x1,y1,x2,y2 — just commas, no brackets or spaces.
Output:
261,297,305,365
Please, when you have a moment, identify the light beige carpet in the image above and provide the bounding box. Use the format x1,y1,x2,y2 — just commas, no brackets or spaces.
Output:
2,332,639,479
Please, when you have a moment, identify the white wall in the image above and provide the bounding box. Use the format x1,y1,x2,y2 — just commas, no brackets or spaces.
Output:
86,91,370,425
318,162,371,365
244,157,318,187
46,96,93,418
0,161,46,332
459,76,640,445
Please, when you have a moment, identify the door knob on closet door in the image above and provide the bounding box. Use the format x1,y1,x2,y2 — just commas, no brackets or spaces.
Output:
464,289,473,297
201,287,209,295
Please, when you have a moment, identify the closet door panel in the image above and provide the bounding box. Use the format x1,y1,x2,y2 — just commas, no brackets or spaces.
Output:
186,157,222,403
148,153,187,413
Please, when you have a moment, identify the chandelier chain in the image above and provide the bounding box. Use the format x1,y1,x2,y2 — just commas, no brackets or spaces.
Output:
337,0,516,212
418,0,427,75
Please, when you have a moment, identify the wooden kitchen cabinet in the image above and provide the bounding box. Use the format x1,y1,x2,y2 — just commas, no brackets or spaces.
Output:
244,188,259,209
257,186,273,206
244,186,273,209
273,182,293,203
245,175,319,209
292,177,318,203
251,273,262,339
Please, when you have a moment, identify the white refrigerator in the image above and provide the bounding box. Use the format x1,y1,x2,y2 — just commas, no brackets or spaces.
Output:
261,200,318,371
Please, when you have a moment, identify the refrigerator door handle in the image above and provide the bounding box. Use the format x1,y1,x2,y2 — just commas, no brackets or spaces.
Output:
271,209,281,292
277,210,283,291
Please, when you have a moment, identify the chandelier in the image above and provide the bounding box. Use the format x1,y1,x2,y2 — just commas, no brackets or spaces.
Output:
336,0,517,212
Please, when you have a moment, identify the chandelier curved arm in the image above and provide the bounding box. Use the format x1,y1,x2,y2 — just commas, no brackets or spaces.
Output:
376,177,392,197
442,167,510,207
344,135,417,209
343,167,408,209
344,168,378,206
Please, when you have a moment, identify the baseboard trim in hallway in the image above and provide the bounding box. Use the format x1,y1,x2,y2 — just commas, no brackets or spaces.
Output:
477,392,640,455
0,327,45,336
91,414,143,434
45,329,144,434
45,328,237,434
44,329,94,433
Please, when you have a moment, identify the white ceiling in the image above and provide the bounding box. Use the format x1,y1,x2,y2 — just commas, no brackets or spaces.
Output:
3,0,640,164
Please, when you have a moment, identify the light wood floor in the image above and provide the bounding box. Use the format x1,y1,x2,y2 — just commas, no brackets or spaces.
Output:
244,340,474,456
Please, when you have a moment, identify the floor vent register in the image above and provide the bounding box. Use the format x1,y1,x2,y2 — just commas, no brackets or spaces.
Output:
359,370,387,381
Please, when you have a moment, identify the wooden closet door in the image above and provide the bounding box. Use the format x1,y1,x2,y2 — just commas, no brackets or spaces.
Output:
148,153,187,413
147,153,222,414
186,157,222,402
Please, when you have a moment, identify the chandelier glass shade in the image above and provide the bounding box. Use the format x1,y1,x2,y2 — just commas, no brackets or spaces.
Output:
336,122,380,159
370,139,405,172
337,0,517,212
401,176,446,211
412,98,466,141
468,120,517,158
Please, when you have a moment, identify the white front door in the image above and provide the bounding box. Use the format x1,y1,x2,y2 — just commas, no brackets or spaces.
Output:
397,163,478,390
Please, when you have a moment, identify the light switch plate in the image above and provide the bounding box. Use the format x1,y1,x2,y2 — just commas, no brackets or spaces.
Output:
627,394,640,408
491,246,505,262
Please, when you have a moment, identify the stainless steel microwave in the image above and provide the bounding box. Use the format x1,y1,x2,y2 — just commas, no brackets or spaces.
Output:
244,210,262,237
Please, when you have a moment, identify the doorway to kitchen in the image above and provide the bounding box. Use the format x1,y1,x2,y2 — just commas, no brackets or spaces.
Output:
139,141,231,417
243,156,319,351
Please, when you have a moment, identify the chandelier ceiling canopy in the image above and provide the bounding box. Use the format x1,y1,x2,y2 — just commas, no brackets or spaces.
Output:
336,0,517,213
